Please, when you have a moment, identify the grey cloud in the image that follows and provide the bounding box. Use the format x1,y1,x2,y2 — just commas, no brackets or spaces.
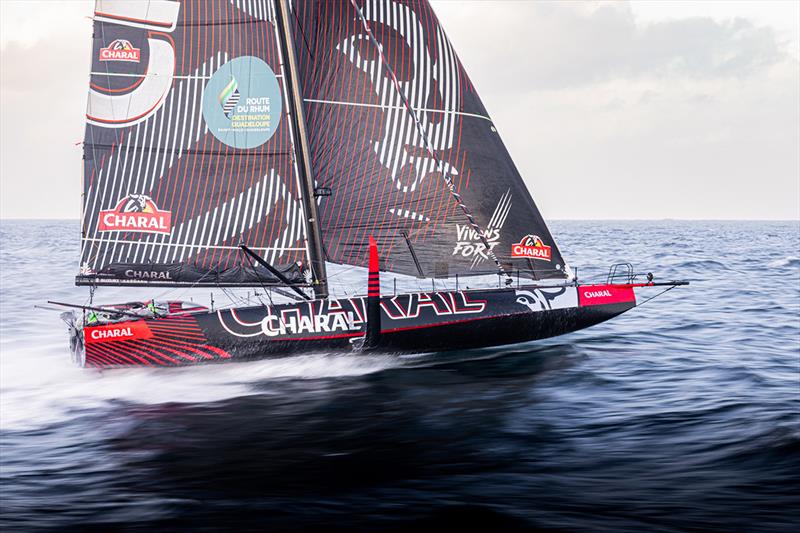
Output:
439,2,786,91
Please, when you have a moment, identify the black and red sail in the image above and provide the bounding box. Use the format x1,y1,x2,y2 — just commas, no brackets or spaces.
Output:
291,0,570,280
79,0,309,286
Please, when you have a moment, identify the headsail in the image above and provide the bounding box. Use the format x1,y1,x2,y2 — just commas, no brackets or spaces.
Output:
79,0,312,286
292,0,570,280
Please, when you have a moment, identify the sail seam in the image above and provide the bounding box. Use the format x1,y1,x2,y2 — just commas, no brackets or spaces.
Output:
303,98,491,122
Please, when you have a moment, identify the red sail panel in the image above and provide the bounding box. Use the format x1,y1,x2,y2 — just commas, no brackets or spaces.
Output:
79,0,310,286
292,0,570,280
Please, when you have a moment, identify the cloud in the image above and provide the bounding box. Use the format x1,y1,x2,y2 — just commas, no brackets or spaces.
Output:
432,0,799,220
436,1,786,92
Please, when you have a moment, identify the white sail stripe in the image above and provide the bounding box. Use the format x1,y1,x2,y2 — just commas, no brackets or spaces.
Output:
170,221,187,262
176,70,192,161
212,203,227,249
175,220,191,262
184,77,197,150
167,82,184,169
246,180,259,232
118,123,138,201
274,182,289,264
498,194,513,229
157,82,174,182
240,185,254,239
487,189,508,229
495,198,512,232
196,62,207,143
262,171,275,218
192,210,210,259
205,206,219,252
229,186,245,240
93,128,134,270
222,193,237,246
302,99,488,122
90,140,123,268
188,210,203,260
431,31,443,151
187,73,200,148
149,90,167,192
131,114,151,199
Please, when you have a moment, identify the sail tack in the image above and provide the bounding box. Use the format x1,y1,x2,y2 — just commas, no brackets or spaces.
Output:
292,0,569,280
79,0,309,286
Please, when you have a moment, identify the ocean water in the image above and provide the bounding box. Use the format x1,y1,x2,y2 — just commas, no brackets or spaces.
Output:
0,219,798,532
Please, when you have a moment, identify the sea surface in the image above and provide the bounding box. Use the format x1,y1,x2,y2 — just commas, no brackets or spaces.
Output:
1,220,798,532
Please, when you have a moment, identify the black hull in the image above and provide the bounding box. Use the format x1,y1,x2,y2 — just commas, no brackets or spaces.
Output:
78,285,637,368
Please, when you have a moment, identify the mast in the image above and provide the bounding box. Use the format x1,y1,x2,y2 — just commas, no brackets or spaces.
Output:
274,0,329,299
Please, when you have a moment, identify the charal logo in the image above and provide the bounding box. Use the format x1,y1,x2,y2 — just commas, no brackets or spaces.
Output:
453,189,512,268
98,195,172,234
125,269,173,281
85,320,153,345
511,235,552,261
99,39,141,62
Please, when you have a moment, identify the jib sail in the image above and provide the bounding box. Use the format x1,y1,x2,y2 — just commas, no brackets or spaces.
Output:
78,0,313,286
292,0,570,280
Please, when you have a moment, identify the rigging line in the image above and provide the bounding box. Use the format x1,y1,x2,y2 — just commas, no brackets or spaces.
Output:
347,0,512,284
635,285,677,308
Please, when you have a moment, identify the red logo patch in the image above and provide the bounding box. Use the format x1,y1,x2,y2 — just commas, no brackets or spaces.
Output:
99,39,141,62
98,195,172,234
85,320,153,345
578,285,636,307
511,235,552,261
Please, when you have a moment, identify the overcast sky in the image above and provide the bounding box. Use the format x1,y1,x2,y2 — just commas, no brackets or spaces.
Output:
1,0,798,220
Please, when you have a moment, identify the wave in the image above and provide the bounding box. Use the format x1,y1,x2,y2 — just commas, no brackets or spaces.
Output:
767,257,800,268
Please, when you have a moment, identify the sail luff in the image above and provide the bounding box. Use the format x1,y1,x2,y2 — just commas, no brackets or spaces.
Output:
274,0,329,299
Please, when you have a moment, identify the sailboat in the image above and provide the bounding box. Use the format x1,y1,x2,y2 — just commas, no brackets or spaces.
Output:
58,0,686,367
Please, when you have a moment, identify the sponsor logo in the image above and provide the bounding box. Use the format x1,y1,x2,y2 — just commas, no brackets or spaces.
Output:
98,195,171,234
578,285,636,307
218,299,367,340
85,320,153,344
125,270,173,280
261,309,358,337
202,56,282,149
511,235,552,261
583,290,613,299
99,39,141,62
218,76,241,118
453,189,512,267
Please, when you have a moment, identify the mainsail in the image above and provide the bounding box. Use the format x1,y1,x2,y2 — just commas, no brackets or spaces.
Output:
79,0,313,286
292,0,570,280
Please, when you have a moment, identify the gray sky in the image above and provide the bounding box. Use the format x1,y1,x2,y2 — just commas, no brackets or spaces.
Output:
1,0,798,220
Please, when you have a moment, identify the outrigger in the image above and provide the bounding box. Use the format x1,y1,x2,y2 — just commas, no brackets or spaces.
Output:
58,0,686,367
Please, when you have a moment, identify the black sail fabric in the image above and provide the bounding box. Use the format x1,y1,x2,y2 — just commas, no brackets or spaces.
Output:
292,0,570,280
78,0,310,286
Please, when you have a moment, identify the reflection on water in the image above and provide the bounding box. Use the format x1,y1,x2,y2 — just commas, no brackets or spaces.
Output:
1,220,799,532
